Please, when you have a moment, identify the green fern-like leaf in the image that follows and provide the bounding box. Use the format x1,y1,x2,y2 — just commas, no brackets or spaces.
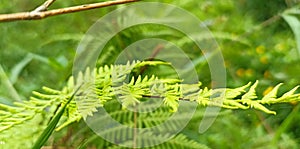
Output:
1,60,300,139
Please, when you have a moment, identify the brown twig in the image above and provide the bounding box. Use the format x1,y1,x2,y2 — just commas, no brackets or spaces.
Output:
254,110,274,134
43,0,56,8
239,14,282,38
138,44,165,75
148,44,165,61
0,0,139,22
32,0,57,12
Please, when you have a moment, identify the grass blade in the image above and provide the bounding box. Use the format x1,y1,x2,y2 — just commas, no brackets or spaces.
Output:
32,85,82,149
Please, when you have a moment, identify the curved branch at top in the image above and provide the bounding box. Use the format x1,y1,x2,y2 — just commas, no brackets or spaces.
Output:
0,0,139,22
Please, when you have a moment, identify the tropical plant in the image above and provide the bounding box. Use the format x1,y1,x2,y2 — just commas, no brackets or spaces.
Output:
1,0,300,149
1,60,299,148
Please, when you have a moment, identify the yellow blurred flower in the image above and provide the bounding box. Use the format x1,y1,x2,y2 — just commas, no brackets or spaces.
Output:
245,69,253,77
260,56,268,64
256,45,265,54
264,70,271,79
236,68,245,77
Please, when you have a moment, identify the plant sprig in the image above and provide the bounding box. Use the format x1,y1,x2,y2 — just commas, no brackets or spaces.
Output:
0,61,299,134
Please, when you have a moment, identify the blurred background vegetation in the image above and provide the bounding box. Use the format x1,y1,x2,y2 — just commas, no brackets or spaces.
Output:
0,0,300,148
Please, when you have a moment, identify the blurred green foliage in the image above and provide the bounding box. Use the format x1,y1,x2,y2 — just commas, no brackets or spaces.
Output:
0,0,300,148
